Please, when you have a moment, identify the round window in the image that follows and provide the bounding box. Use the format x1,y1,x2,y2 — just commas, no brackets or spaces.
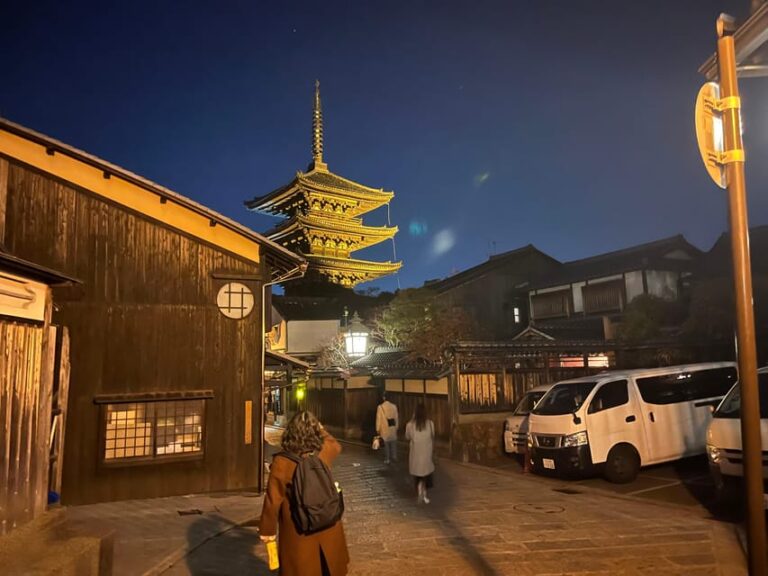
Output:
216,282,255,319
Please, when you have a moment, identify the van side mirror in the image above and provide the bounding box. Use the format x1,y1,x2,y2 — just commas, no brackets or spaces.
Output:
573,414,581,425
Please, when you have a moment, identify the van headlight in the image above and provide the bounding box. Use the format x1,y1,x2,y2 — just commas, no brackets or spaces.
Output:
527,433,533,448
706,444,722,464
562,431,588,447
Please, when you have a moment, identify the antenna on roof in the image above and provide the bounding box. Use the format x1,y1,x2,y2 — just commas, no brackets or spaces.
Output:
310,80,327,171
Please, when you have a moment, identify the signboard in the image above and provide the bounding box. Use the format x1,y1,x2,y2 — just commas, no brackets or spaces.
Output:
695,82,727,189
0,271,47,322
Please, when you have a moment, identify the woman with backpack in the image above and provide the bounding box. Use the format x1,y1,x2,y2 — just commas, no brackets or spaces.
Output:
405,403,435,504
259,411,349,576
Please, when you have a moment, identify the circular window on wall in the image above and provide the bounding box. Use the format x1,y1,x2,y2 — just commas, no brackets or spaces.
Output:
216,282,255,319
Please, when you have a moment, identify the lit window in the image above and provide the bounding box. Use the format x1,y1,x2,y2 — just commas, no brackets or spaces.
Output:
513,307,521,324
102,399,206,462
217,282,255,319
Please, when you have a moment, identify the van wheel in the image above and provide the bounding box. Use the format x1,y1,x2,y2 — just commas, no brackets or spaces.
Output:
604,445,640,484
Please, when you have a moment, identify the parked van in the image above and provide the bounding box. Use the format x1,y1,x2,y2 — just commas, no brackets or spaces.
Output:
527,362,737,483
706,367,768,500
504,383,553,454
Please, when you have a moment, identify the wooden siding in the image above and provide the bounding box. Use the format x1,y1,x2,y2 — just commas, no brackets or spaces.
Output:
0,314,55,535
3,161,266,504
582,280,624,314
531,290,571,319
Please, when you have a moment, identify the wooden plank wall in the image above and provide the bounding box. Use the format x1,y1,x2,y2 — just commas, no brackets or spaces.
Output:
0,316,54,535
385,392,450,441
3,161,266,504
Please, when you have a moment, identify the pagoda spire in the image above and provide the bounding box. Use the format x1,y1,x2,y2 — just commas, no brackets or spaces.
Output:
310,80,326,171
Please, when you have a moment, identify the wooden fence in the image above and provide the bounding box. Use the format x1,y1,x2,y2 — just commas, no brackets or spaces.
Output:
0,318,57,536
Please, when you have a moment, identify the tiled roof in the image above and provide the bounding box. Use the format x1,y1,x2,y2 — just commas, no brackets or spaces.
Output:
300,170,390,197
702,225,768,276
529,317,606,341
427,245,560,293
350,346,447,378
272,297,347,321
530,235,701,289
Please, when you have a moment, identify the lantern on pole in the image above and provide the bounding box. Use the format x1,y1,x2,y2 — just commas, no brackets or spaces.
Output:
343,312,369,358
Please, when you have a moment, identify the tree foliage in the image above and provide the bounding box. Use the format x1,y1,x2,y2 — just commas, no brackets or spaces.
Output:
615,294,685,342
373,288,478,363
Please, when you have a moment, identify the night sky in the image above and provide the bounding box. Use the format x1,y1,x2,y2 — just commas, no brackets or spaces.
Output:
2,1,767,292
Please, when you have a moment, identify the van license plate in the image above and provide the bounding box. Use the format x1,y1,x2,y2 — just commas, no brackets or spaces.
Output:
543,458,555,470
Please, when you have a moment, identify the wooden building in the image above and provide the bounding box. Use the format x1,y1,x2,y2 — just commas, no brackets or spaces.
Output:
0,251,76,534
0,119,305,504
246,81,401,287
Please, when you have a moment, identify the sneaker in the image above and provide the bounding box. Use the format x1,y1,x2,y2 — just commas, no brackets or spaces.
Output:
423,495,430,504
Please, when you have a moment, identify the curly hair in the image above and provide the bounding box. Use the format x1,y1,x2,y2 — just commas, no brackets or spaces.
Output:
282,411,324,455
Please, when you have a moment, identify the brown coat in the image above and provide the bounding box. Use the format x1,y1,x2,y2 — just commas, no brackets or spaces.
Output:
259,433,349,576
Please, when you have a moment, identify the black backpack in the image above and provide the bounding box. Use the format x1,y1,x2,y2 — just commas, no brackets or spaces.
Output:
279,451,344,535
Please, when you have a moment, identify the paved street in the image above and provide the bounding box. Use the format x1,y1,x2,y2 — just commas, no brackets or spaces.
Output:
490,453,735,520
159,432,745,576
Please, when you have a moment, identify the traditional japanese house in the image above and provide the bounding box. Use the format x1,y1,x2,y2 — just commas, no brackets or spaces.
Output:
426,244,561,339
526,235,702,349
0,250,76,534
0,118,305,504
245,81,401,287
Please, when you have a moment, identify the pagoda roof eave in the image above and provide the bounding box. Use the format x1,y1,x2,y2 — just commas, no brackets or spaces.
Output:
265,215,398,240
306,254,402,274
244,167,394,215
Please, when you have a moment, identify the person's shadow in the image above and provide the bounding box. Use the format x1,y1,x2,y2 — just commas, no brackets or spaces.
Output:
184,514,271,575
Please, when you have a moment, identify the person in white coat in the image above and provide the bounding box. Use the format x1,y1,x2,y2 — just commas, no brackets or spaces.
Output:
375,393,399,464
405,403,435,504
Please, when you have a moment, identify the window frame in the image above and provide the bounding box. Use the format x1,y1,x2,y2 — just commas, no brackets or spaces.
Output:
587,379,629,414
95,390,213,467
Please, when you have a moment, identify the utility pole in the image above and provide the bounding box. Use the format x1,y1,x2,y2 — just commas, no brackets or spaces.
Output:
716,14,767,575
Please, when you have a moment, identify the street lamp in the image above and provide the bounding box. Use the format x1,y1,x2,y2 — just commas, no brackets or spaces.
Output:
343,312,369,358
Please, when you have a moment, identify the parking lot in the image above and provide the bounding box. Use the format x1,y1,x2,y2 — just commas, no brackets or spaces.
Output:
490,453,740,521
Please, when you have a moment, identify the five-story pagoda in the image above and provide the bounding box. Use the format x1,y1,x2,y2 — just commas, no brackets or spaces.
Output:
246,81,401,287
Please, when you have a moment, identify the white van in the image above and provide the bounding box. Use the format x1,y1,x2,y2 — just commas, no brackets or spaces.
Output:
527,362,737,483
504,384,553,454
706,367,768,500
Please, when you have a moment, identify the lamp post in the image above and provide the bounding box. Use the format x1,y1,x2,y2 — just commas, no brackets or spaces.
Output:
697,9,768,574
343,312,369,358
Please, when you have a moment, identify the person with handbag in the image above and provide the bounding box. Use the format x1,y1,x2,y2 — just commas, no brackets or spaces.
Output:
405,403,435,504
375,393,399,464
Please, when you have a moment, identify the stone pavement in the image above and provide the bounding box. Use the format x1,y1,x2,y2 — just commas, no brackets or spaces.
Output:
64,433,748,576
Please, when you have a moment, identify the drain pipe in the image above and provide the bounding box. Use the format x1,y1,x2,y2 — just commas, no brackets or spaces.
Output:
257,262,306,493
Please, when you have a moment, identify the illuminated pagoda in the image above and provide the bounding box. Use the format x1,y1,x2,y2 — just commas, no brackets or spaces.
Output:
246,81,401,287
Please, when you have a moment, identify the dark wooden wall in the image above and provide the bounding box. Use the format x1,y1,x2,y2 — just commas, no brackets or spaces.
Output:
3,161,266,504
436,252,560,339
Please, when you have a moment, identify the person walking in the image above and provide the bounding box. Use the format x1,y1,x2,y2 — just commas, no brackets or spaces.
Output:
259,411,349,576
375,392,399,464
405,403,435,504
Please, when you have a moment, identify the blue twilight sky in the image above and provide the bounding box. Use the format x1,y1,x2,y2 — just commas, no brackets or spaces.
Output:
2,1,767,292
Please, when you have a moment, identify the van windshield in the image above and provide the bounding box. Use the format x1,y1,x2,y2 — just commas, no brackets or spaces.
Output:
532,382,597,416
513,391,547,416
713,373,768,419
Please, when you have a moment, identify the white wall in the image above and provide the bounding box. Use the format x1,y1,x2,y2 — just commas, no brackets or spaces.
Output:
625,270,645,302
286,319,340,354
572,281,586,313
646,270,678,300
